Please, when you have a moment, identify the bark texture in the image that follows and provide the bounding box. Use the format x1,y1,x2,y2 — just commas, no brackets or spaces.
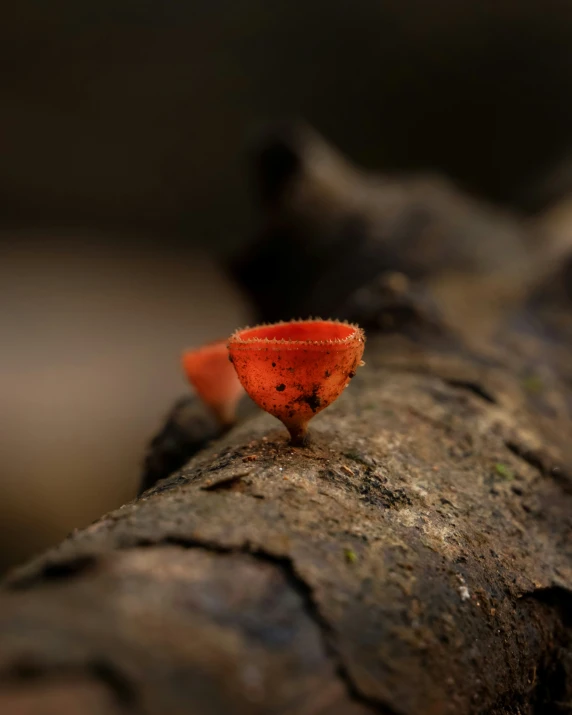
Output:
2,130,572,715
2,320,572,714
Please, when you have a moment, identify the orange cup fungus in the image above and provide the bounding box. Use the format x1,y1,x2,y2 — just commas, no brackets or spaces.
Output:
182,339,244,426
228,319,365,445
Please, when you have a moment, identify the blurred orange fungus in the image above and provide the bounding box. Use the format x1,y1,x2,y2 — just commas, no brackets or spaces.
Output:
228,319,365,445
182,340,244,425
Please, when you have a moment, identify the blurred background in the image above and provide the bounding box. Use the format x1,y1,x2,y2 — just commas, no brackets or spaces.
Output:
2,0,572,571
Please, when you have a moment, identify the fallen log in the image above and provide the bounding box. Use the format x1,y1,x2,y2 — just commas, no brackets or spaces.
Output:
2,314,571,714
1,128,571,715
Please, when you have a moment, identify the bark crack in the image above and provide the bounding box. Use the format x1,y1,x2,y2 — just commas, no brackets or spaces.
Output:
155,535,395,715
505,441,572,494
5,535,394,714
2,659,140,713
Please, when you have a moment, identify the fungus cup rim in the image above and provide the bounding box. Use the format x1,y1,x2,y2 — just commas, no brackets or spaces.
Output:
228,318,365,350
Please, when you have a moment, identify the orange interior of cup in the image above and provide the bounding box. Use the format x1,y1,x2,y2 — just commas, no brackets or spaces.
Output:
236,320,358,344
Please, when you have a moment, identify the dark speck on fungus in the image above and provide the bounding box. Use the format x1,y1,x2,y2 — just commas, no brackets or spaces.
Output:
298,387,321,412
276,383,286,392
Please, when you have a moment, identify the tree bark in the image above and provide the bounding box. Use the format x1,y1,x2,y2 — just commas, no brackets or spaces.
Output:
1,310,572,714
2,131,572,713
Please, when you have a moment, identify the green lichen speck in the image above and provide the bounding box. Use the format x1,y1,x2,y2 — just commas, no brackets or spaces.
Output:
495,462,515,481
522,374,543,394
344,548,358,564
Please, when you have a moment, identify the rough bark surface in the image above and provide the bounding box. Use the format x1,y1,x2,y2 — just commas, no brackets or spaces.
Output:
2,130,572,714
1,321,572,714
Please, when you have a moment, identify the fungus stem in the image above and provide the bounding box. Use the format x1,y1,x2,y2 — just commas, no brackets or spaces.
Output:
287,423,309,447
